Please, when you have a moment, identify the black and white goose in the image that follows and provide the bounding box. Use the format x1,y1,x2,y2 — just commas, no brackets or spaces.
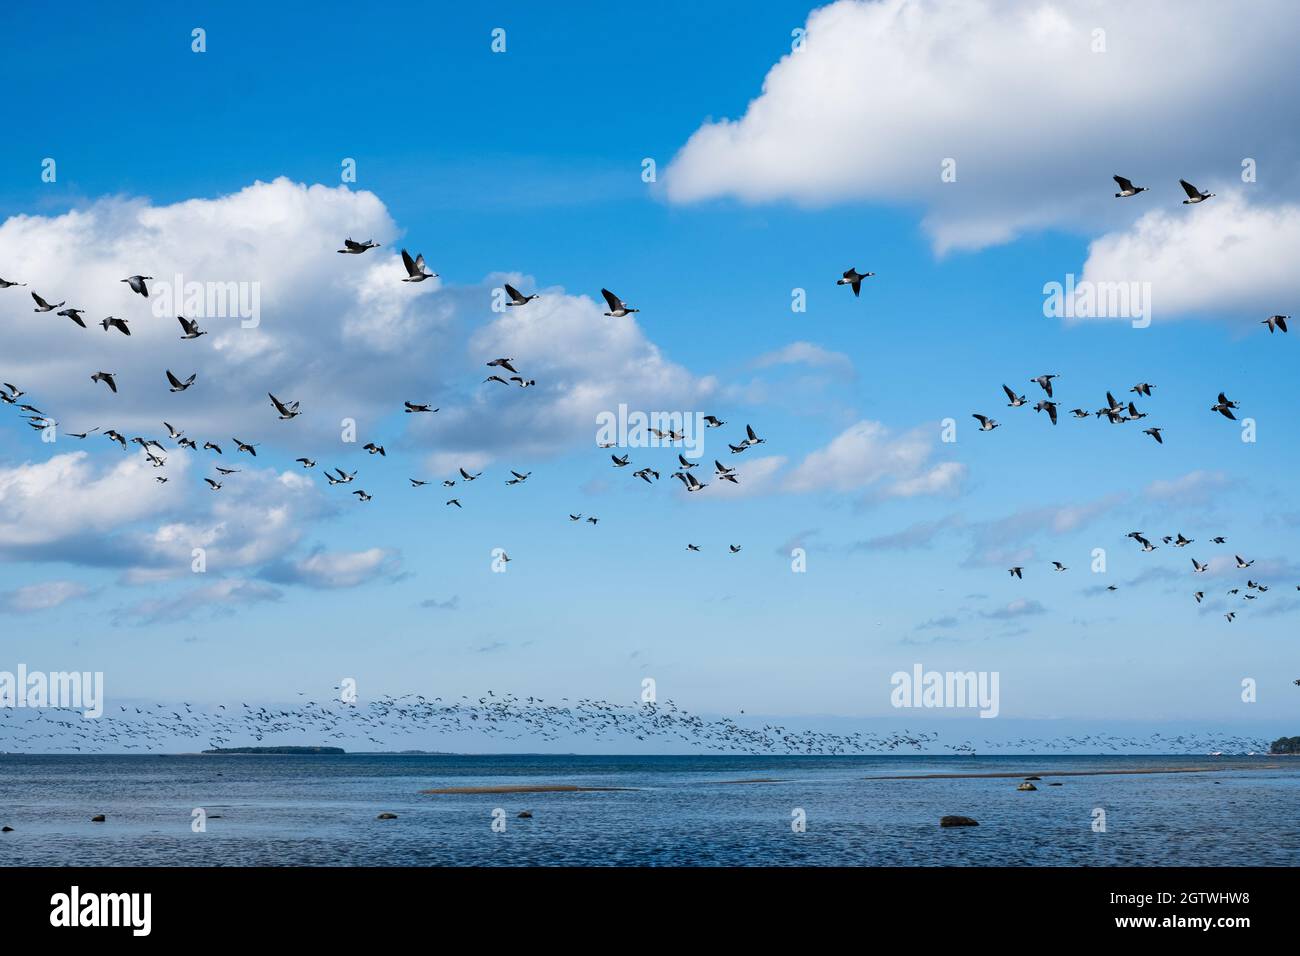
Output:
1263,314,1289,334
509,377,537,388
204,478,223,491
32,292,64,312
100,316,131,336
505,470,531,485
600,288,638,317
404,401,437,413
487,358,519,373
446,498,462,508
233,438,258,456
90,372,118,393
1008,566,1023,579
1125,402,1147,420
673,471,707,492
484,375,510,385
1031,374,1058,397
57,307,87,327
178,316,206,339
1179,179,1214,204
459,468,481,482
1192,558,1209,573
1002,385,1027,407
742,424,766,446
633,468,659,483
1113,175,1147,198
0,277,26,288
1143,427,1163,444
122,275,153,297
1034,400,1058,425
363,442,386,456
215,466,240,476
972,414,1000,431
677,454,698,470
503,283,538,306
163,423,184,440
837,267,874,296
203,441,222,454
1068,408,1090,419
296,458,316,468
166,370,196,392
1235,555,1254,569
1130,382,1155,397
338,238,380,254
400,249,436,282
728,545,742,554
703,415,726,428
409,479,430,487
268,393,301,419
1210,392,1238,419
1051,562,1068,572
353,490,372,502
611,453,631,467
686,544,701,552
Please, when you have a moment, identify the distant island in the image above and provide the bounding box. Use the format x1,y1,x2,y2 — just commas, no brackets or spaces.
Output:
1269,737,1300,755
201,746,345,755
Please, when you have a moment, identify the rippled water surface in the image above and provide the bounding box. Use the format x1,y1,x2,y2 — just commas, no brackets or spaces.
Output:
1,754,1297,865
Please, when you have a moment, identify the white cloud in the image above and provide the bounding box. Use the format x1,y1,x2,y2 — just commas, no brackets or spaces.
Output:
1079,194,1300,322
783,420,964,497
664,0,1300,252
113,578,282,626
0,579,90,613
262,546,400,589
752,341,854,378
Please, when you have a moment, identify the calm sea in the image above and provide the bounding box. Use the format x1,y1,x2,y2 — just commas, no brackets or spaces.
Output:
1,753,1296,866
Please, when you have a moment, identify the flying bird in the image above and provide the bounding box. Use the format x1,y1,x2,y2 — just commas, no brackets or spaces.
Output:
1210,392,1238,419
503,283,538,306
122,275,153,296
837,267,875,296
600,288,638,317
338,238,380,254
973,414,1000,431
178,316,207,339
404,402,437,413
32,292,64,312
1113,175,1147,198
166,370,197,392
100,316,131,336
57,308,87,327
1179,179,1214,204
1003,385,1027,407
90,372,118,393
268,393,301,419
1263,314,1289,334
400,249,437,282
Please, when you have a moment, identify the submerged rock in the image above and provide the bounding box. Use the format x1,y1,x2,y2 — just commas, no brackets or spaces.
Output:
940,815,979,827
1024,775,1041,781
90,814,106,822
1048,782,1063,787
376,812,398,820
1,825,13,832
517,811,533,819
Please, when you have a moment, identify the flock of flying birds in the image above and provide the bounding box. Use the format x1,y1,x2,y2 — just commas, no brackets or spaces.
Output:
0,173,1292,754
0,692,1270,757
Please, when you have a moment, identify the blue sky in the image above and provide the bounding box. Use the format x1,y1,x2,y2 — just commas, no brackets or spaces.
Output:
1,0,1297,752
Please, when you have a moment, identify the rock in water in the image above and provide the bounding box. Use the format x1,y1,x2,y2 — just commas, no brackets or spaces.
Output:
1,825,13,832
939,815,979,827
1016,782,1037,791
91,814,106,822
517,811,533,819
1024,775,1042,781
1048,782,1063,787
376,812,398,820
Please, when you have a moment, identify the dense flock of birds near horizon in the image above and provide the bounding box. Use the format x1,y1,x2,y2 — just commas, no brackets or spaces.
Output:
0,691,1272,757
0,175,1293,755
